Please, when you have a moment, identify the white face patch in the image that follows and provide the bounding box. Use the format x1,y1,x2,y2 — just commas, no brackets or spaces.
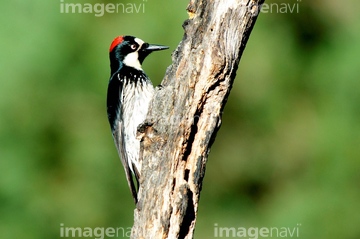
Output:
123,51,142,70
134,37,145,46
123,38,145,70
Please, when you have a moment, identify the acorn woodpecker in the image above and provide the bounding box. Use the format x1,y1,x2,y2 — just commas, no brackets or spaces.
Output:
107,36,168,203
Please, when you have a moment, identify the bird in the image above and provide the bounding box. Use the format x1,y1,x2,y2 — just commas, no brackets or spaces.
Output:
106,35,168,203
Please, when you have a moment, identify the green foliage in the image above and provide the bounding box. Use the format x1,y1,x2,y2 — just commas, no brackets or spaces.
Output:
1,0,359,238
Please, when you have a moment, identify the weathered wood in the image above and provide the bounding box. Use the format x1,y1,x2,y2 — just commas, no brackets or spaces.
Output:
132,0,264,238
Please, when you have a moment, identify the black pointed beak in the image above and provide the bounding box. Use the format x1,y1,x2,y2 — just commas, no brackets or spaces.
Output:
138,43,169,64
143,43,169,52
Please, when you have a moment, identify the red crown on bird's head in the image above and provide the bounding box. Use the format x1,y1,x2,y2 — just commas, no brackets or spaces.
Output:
109,36,124,52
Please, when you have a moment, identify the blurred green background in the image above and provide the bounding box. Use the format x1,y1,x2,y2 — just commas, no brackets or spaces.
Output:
1,0,359,238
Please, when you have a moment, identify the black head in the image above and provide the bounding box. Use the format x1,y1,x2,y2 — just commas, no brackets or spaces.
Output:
109,35,168,74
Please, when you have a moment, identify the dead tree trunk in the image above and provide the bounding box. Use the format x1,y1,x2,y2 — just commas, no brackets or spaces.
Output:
132,0,264,238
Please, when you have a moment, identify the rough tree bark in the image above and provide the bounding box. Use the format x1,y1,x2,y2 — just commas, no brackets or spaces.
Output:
132,0,264,238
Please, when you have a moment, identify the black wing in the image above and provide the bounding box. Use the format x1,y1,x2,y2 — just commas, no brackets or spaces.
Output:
107,73,138,203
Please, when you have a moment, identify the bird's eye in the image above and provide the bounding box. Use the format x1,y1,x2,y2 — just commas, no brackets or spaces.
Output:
130,44,137,50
